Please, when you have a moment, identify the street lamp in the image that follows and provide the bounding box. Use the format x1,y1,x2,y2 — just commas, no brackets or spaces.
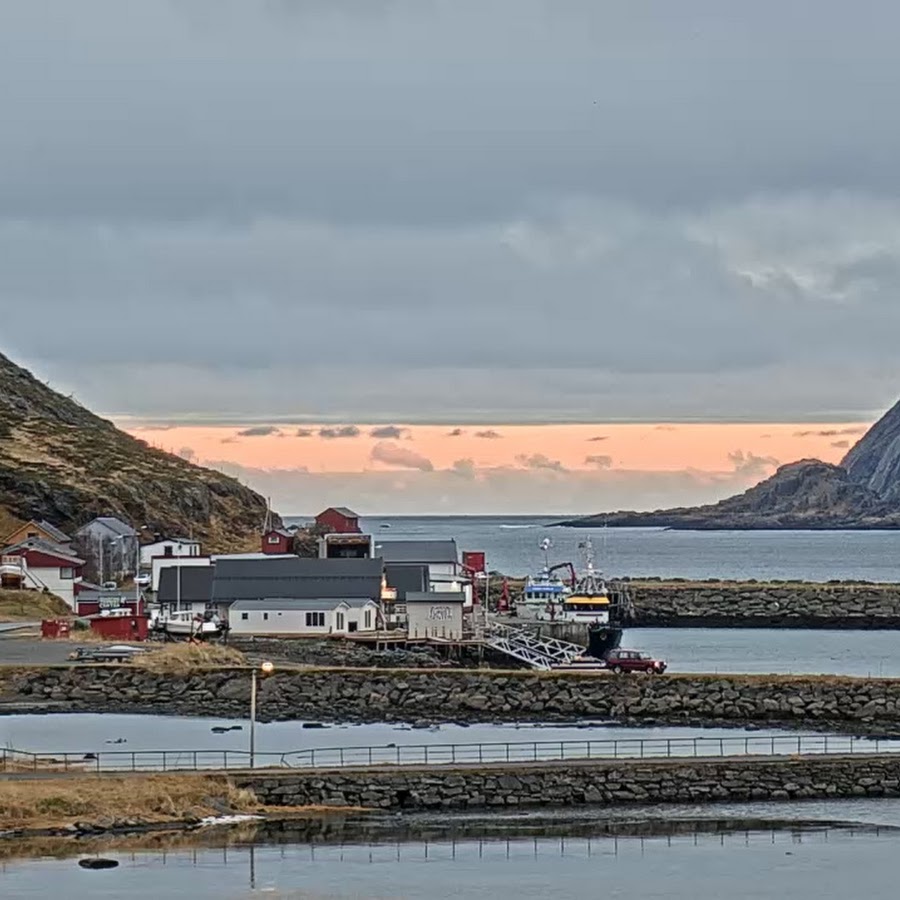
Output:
249,660,274,768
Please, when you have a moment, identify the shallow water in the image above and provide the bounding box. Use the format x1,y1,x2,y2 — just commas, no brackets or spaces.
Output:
5,806,900,899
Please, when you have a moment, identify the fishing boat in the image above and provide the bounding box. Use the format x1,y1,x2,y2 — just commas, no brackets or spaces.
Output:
536,538,611,625
150,609,226,639
514,538,573,619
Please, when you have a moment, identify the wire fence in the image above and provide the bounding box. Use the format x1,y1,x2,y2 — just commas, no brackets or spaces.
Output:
3,733,900,774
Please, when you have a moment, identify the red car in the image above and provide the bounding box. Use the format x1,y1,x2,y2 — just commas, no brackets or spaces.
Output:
605,649,667,674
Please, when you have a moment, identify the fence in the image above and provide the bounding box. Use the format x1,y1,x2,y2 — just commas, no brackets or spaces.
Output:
3,733,900,774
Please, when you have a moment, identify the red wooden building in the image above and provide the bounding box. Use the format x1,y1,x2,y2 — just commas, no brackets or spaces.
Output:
315,507,361,534
261,528,294,555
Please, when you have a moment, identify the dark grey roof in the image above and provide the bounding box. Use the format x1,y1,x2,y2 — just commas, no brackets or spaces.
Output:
406,591,467,604
384,563,429,600
231,597,377,612
212,556,383,605
158,566,214,605
374,540,458,564
324,507,359,518
38,520,71,543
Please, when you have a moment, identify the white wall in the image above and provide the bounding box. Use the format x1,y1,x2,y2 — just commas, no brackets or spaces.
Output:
141,541,201,568
407,601,463,640
23,564,80,609
229,602,379,636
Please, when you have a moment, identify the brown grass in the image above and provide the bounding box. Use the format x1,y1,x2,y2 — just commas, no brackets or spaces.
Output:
0,774,261,831
0,590,70,622
132,642,247,675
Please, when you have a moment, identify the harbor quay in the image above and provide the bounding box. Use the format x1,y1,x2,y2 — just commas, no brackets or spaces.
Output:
8,665,900,734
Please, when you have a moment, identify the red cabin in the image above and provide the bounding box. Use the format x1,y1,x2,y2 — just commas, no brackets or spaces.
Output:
89,614,149,642
261,528,294,555
315,507,361,534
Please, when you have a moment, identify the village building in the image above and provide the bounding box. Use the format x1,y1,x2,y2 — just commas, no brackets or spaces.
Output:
211,556,384,619
229,597,380,637
1,519,71,550
150,555,212,593
1,538,85,608
374,540,473,605
139,537,202,568
405,591,466,641
156,566,215,615
315,507,362,534
73,516,139,583
261,528,294,555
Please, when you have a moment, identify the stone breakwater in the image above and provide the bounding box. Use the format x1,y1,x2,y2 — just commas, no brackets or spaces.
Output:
237,755,900,810
624,581,900,628
7,666,900,733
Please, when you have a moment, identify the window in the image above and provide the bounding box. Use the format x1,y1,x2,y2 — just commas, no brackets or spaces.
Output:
268,535,280,544
60,567,74,579
241,612,248,621
263,612,269,621
364,609,372,629
335,612,345,631
305,611,325,628
164,546,173,557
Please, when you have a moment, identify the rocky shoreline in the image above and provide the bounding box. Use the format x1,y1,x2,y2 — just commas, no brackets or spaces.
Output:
7,666,900,735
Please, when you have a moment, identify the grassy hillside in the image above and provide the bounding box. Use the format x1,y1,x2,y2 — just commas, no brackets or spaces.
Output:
0,351,278,551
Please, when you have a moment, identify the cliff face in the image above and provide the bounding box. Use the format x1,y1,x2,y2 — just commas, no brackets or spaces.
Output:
0,351,278,550
842,398,900,504
561,397,900,530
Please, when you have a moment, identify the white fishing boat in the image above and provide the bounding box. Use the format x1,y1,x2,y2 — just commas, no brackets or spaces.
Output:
515,538,573,619
535,538,611,625
151,609,225,639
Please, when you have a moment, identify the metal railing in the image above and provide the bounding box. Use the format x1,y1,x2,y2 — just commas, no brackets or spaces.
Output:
3,733,900,774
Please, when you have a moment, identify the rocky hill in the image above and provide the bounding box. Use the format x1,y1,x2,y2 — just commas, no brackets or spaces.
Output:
0,351,277,550
560,399,900,530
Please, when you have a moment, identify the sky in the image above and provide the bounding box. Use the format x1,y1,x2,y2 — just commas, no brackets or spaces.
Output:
1,1,898,513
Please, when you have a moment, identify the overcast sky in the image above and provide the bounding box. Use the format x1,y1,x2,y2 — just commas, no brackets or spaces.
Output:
2,2,899,512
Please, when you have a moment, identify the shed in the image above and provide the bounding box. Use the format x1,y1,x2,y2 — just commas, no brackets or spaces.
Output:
405,591,466,641
316,507,361,534
229,597,380,636
261,528,294,555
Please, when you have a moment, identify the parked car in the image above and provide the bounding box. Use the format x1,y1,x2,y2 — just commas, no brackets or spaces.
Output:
604,649,667,674
101,581,118,591
69,644,149,663
134,574,151,587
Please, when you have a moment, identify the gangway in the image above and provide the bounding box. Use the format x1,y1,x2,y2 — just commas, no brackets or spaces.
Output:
484,620,586,670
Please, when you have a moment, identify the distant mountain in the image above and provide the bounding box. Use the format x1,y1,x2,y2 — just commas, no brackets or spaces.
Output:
0,351,277,549
559,401,900,530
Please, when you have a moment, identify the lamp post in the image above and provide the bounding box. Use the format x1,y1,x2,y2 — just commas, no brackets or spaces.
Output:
249,660,274,768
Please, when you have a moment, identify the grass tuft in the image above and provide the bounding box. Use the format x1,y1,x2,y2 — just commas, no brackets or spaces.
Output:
131,643,247,675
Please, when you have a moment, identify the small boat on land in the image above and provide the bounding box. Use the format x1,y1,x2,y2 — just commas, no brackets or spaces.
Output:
150,609,226,639
550,655,609,674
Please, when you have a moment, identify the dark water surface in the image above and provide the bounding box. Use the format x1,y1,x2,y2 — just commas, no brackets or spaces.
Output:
285,516,900,582
6,805,900,899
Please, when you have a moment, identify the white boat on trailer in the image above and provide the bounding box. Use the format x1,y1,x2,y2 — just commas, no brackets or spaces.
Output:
150,609,226,640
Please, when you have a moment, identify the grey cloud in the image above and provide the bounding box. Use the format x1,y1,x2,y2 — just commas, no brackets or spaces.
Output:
450,458,476,479
237,426,281,437
585,455,613,469
727,450,780,478
587,435,608,442
793,427,868,437
370,441,433,471
369,425,408,439
319,425,361,439
831,439,851,449
296,428,314,437
4,2,900,428
447,428,465,437
474,430,503,439
516,453,566,472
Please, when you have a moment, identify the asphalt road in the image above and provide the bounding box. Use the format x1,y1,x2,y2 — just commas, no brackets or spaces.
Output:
0,637,77,666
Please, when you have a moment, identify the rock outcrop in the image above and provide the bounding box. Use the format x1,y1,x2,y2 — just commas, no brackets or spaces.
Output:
0,351,277,550
562,398,900,529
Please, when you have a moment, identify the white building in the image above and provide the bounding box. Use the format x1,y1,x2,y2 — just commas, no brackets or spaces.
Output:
376,540,473,606
406,591,466,641
1,539,85,609
228,597,380,637
140,538,202,568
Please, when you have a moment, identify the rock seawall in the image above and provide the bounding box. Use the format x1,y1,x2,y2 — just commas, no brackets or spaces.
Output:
238,755,900,810
625,581,900,628
7,667,900,733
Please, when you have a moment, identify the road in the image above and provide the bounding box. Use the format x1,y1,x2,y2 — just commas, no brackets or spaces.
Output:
0,637,77,666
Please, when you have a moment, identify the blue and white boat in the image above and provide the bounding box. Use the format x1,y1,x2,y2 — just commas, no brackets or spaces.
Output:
515,538,573,619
